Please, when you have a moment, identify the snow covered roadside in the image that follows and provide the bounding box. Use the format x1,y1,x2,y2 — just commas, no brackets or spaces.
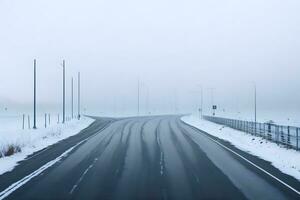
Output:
181,115,300,181
0,117,94,175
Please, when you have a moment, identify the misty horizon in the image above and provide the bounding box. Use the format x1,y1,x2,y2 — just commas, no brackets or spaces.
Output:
0,0,299,119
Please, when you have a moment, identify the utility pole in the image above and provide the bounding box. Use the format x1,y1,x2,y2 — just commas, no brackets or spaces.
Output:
254,84,257,135
62,60,66,124
71,77,74,119
33,59,37,129
137,79,140,116
78,72,81,120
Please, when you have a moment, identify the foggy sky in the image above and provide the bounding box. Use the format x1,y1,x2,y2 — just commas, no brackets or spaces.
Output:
0,0,300,117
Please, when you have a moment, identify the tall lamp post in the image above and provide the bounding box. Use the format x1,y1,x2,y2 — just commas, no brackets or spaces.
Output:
200,86,203,119
71,77,74,119
78,72,81,120
254,84,257,135
146,85,149,115
62,60,66,124
33,59,37,129
137,79,140,116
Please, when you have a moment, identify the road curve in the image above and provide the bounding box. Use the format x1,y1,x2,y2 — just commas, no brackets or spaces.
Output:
0,115,300,200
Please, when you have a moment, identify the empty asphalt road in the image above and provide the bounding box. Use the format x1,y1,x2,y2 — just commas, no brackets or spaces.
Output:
0,116,300,200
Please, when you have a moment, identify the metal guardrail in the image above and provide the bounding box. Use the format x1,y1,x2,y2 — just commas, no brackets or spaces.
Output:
203,115,299,150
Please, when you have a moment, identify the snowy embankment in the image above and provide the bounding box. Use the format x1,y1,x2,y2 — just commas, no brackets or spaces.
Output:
0,117,94,175
182,115,300,181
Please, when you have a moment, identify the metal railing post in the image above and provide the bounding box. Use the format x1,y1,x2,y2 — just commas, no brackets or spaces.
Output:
203,115,300,150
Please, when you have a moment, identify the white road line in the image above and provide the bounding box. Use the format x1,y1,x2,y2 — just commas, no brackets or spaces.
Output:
0,147,74,200
69,158,97,194
203,132,300,196
0,133,96,200
0,122,113,199
0,121,115,200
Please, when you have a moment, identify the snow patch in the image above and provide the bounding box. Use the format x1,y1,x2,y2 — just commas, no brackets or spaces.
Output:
0,142,81,200
182,115,300,181
0,117,94,175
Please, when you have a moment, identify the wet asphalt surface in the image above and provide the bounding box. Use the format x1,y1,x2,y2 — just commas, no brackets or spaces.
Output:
0,115,300,200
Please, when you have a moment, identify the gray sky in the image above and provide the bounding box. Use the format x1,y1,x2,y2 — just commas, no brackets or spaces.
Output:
0,0,300,117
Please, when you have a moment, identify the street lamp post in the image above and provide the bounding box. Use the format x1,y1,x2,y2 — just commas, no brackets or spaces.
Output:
200,86,203,119
254,84,257,135
78,72,81,120
137,79,140,116
62,60,66,124
71,77,74,119
146,85,149,115
33,59,37,129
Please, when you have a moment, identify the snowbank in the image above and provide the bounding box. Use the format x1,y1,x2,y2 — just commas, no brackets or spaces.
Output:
0,117,94,175
182,115,300,181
